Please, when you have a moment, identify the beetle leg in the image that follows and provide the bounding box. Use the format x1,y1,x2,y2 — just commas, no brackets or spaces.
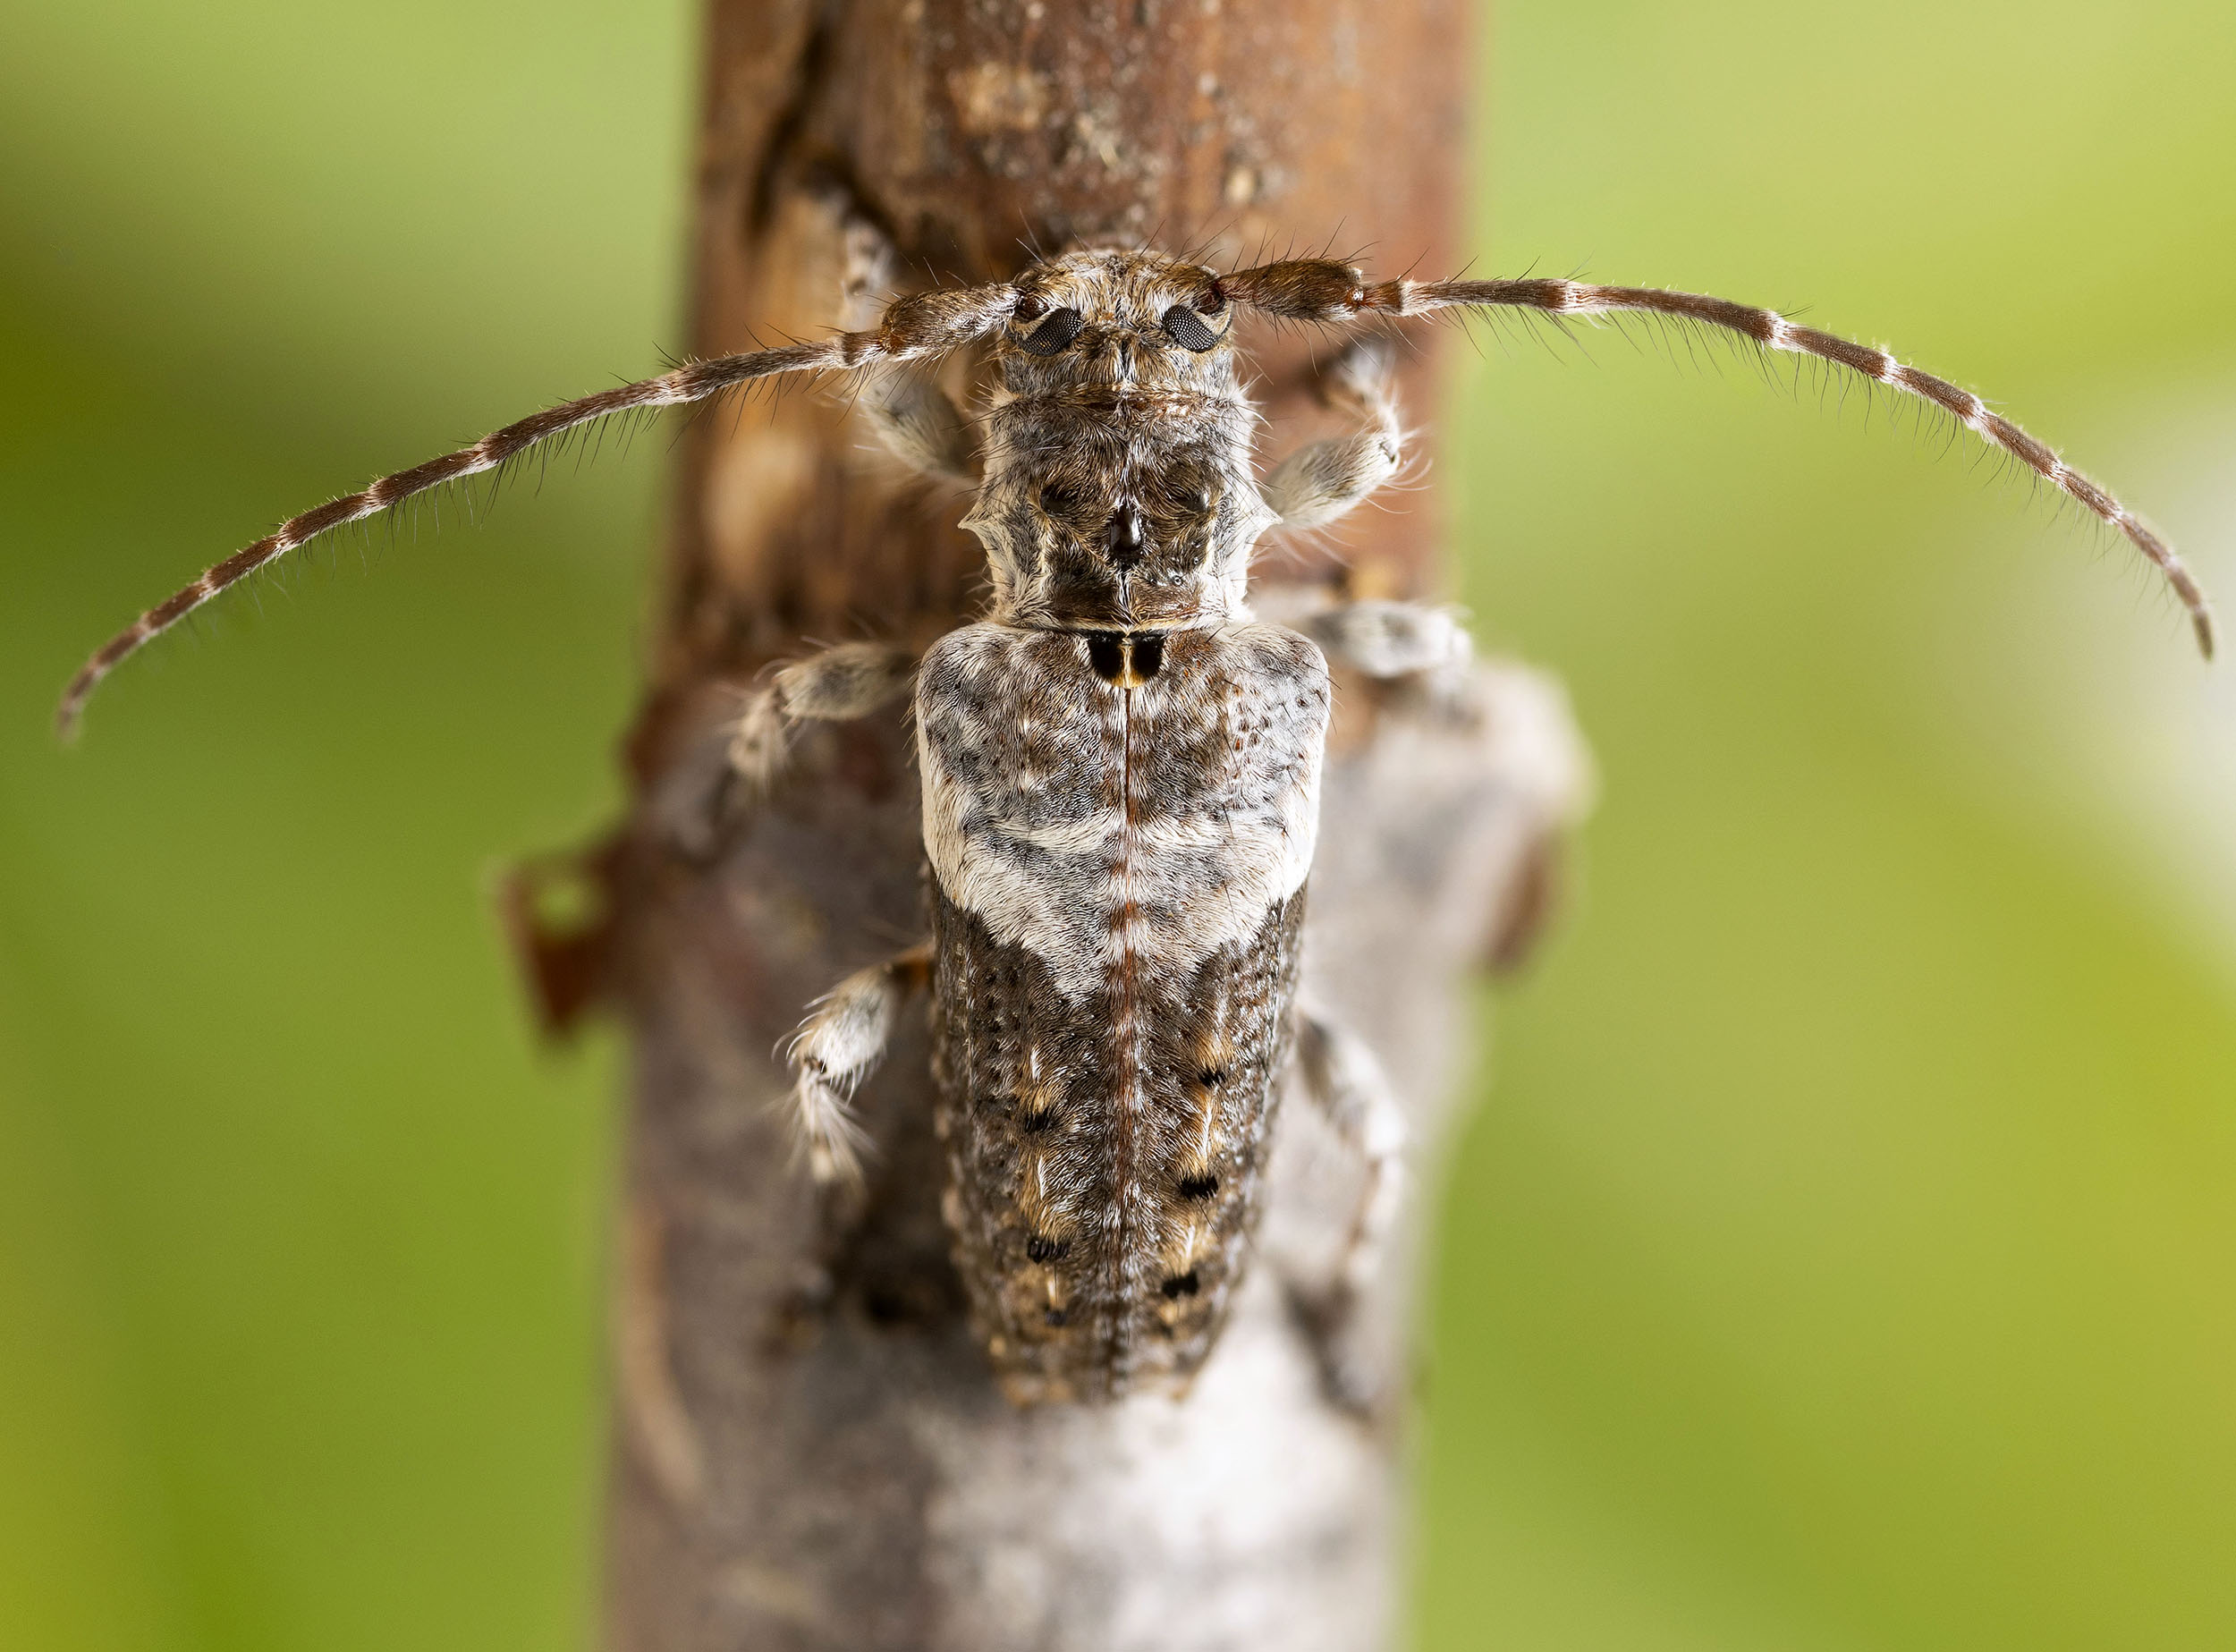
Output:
1294,1008,1407,1302
654,640,919,857
827,200,979,490
724,640,919,792
1300,598,1471,681
784,945,934,1194
859,369,979,488
1286,1006,1407,1410
1258,336,1405,530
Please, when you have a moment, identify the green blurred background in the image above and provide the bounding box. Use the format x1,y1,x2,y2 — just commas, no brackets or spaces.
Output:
3,1,2231,1646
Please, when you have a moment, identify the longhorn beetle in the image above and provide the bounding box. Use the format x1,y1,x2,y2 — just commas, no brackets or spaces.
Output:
59,248,2217,1404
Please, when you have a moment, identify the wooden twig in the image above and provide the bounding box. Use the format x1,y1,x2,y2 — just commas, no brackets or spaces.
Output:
572,4,1592,1646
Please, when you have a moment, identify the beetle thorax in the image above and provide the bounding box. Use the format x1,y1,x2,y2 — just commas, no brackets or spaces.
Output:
960,250,1277,632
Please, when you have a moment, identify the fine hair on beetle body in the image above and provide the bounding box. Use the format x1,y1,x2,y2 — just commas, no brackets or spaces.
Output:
61,243,2216,1405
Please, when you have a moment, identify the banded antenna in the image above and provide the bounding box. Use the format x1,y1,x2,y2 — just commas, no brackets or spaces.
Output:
1220,260,2216,659
55,285,1018,737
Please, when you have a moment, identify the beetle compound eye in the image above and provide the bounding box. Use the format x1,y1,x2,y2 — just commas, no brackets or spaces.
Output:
1160,305,1219,352
1018,306,1083,356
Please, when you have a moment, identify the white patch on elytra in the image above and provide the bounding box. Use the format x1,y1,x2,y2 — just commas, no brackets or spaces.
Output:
920,622,1326,1000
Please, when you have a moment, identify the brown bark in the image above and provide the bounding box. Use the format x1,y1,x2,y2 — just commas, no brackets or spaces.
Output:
572,4,1592,1648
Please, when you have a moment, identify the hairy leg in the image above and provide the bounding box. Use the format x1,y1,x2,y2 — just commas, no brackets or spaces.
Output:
725,640,919,791
785,945,934,1191
652,640,918,857
1294,1009,1407,1300
1285,1006,1407,1408
1300,598,1470,681
859,370,978,488
832,204,980,490
1258,337,1404,531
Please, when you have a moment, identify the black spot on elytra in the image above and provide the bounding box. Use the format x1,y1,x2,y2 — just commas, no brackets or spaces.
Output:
1086,632,1125,682
1026,1233,1070,1264
1160,1269,1201,1299
1177,1173,1219,1202
1131,632,1165,679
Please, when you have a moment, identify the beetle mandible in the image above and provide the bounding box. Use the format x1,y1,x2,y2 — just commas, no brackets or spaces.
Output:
59,246,2215,1403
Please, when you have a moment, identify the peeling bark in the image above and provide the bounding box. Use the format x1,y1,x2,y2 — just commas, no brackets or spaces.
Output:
574,4,1593,1647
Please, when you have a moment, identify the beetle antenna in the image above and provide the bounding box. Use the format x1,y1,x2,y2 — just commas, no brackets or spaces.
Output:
1223,259,2216,658
56,285,1017,736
